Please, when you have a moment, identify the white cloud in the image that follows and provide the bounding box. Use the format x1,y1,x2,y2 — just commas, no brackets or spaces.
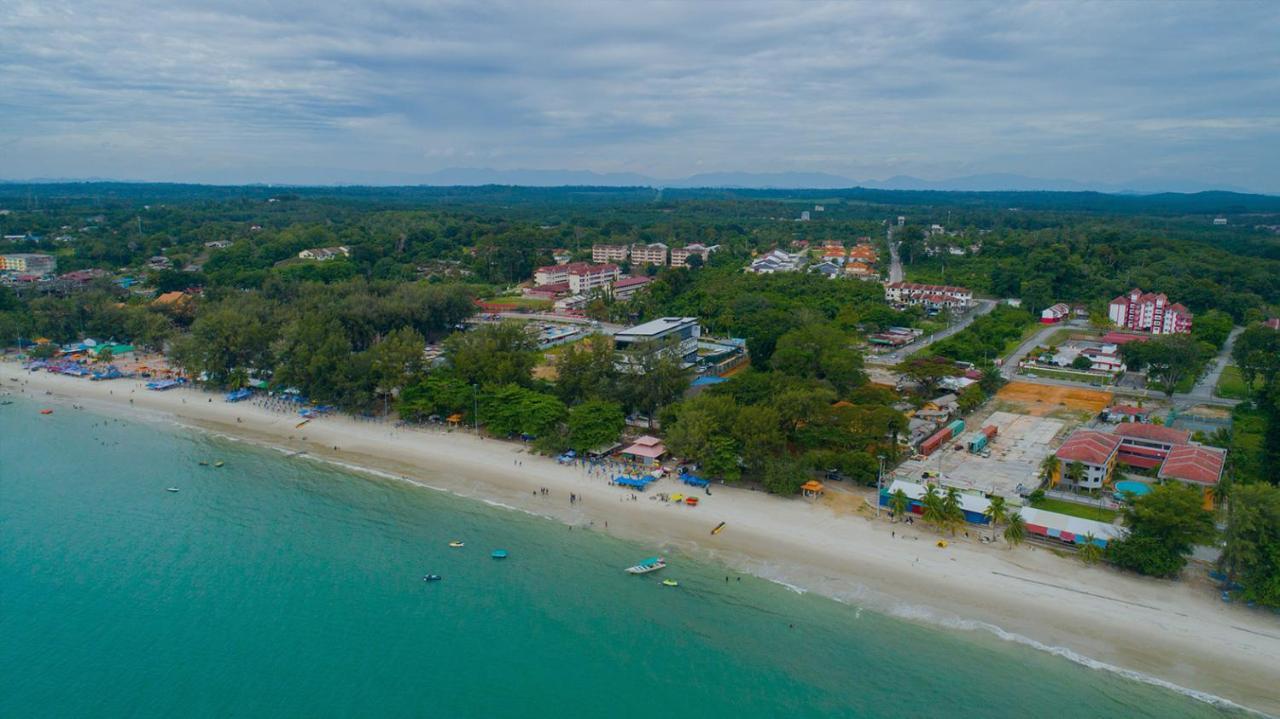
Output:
0,0,1277,190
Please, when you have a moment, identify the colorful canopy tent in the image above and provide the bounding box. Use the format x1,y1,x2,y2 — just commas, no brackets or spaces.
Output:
446,413,464,426
801,480,825,498
612,475,655,490
680,474,710,488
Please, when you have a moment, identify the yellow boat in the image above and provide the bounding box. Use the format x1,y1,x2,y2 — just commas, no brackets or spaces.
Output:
936,540,948,548
711,522,726,535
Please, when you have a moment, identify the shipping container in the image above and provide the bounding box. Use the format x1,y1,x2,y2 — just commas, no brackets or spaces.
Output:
981,425,998,440
947,419,966,437
920,427,952,456
968,435,988,453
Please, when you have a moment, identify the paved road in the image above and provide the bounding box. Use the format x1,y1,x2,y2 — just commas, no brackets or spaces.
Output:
999,320,1089,379
1186,326,1243,401
480,312,625,334
886,228,904,283
866,299,998,365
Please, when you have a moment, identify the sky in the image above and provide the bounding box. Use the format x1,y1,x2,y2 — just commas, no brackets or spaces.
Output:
2,0,1279,192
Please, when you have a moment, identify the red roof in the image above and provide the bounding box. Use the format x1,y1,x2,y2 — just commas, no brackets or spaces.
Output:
1262,318,1279,330
1116,453,1163,469
1056,430,1122,465
612,276,652,289
569,263,618,276
1114,423,1190,446
1106,405,1149,416
1159,445,1225,486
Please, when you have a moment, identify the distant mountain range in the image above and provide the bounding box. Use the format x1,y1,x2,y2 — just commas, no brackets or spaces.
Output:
1,169,1262,195
348,168,1257,194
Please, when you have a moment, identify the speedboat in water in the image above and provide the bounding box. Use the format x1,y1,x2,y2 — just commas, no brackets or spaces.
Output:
422,574,442,582
165,487,180,493
491,549,509,559
625,557,666,575
448,541,465,548
662,579,679,587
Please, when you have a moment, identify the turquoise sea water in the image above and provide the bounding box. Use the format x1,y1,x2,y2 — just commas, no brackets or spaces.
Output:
0,398,1247,718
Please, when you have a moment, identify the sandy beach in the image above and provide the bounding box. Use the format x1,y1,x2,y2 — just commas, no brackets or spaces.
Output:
4,361,1278,716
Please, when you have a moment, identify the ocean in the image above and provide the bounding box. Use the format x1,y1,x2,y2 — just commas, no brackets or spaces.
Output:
0,397,1249,718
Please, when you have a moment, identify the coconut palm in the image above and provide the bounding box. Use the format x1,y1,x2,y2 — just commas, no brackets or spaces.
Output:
921,485,945,531
1039,454,1060,485
984,495,1008,540
889,488,910,522
942,486,965,535
1066,461,1086,489
1078,533,1103,564
1003,512,1027,548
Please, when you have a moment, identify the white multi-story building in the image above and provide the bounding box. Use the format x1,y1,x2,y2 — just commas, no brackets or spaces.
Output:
1107,288,1192,334
298,246,350,261
0,253,56,274
567,263,620,293
533,264,573,286
613,316,701,371
592,244,630,263
883,282,972,309
670,243,719,268
629,242,669,265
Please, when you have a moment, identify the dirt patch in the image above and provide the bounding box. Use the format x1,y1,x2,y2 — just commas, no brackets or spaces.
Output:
995,381,1112,417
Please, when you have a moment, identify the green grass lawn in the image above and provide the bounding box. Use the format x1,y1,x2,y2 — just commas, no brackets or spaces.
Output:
1215,364,1253,400
1020,367,1112,385
1031,497,1118,523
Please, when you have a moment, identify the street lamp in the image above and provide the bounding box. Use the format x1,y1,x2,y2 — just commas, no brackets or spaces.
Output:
471,383,479,434
876,454,886,518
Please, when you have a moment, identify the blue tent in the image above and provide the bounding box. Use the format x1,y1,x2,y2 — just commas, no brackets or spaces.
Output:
680,474,710,488
612,476,653,490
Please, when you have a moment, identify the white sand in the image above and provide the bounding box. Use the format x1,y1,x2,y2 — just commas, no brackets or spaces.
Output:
5,361,1278,715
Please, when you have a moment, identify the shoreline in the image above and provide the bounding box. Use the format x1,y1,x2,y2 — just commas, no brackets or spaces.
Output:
6,363,1278,716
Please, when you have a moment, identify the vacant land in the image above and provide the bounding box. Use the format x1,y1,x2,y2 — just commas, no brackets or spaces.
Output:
995,381,1113,417
1215,364,1253,400
1031,497,1119,523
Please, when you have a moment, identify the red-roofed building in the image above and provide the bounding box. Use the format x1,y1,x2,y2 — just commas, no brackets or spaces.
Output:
1054,430,1123,489
568,263,620,293
619,435,667,466
1102,405,1153,423
1107,288,1192,334
1114,423,1190,469
884,282,972,309
1159,445,1226,509
1263,317,1280,331
609,275,652,300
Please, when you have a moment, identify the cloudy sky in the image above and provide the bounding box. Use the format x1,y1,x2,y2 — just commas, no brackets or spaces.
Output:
2,0,1278,191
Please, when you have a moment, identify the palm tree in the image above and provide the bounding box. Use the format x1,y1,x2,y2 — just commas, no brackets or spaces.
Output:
942,486,965,535
1078,533,1103,564
984,495,1008,540
921,485,945,531
889,488,910,523
1066,461,1086,490
1039,454,1060,486
1003,512,1027,548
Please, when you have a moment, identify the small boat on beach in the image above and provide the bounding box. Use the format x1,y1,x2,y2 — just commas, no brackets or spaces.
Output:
491,549,509,559
448,541,465,548
165,487,180,493
662,579,679,587
625,557,666,575
422,574,442,582
711,521,726,535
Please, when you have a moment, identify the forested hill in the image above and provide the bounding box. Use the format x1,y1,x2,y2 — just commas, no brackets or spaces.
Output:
2,182,1279,216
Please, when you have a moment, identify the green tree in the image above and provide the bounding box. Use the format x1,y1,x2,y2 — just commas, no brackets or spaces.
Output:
983,495,1008,539
1219,483,1280,607
1040,454,1060,484
1071,355,1093,371
620,337,691,428
921,484,946,532
889,488,911,522
1107,483,1216,578
762,457,806,495
1078,533,1103,564
566,400,624,452
895,356,961,397
367,327,427,411
443,321,538,387
1003,512,1027,547
770,322,866,394
942,486,966,535
397,374,473,421
1066,461,1086,488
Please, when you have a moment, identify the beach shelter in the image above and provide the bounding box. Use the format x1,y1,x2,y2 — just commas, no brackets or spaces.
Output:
801,480,825,498
446,413,464,427
619,435,667,467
